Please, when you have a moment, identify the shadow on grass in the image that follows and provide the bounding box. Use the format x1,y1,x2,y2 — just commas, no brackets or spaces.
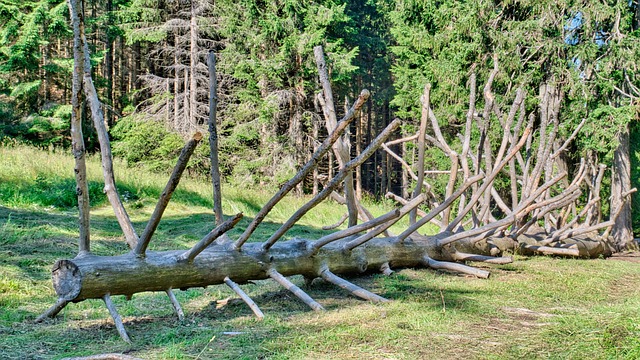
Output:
0,204,334,289
0,203,492,359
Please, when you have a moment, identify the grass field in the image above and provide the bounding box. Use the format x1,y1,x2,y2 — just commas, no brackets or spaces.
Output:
1,144,639,359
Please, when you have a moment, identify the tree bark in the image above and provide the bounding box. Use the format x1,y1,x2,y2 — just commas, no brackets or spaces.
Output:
208,51,224,225
189,0,198,132
611,129,634,250
69,0,139,249
68,0,90,255
50,234,474,303
314,46,358,226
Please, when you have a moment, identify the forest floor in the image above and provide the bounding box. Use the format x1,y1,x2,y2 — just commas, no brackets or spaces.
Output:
1,145,639,359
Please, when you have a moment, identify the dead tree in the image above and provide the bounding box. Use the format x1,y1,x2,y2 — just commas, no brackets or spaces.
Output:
38,6,633,343
384,62,636,259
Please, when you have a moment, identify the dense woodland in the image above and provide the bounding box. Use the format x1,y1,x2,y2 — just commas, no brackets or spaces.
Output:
1,0,639,237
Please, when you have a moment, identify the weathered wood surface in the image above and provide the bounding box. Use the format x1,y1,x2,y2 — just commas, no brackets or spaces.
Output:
52,227,615,307
53,235,442,302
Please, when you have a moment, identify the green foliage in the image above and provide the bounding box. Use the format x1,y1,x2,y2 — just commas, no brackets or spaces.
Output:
111,115,191,173
8,80,41,99
0,0,73,146
581,105,635,160
0,104,71,147
387,0,640,211
204,0,361,185
0,174,107,209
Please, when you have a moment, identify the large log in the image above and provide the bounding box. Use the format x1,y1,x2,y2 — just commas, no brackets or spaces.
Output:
52,236,452,303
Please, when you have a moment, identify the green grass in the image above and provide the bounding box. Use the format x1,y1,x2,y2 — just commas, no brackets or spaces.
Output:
1,144,639,359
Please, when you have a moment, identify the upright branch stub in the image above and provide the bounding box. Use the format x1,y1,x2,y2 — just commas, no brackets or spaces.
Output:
410,84,431,225
135,133,203,257
69,0,139,249
233,89,369,251
208,51,224,226
314,45,359,227
68,0,90,255
261,119,401,252
178,213,243,262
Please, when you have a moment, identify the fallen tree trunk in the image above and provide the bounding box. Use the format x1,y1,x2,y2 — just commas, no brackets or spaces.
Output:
42,10,633,344
52,236,454,303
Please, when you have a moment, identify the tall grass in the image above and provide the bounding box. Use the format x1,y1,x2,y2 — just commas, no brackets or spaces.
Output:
0,143,408,244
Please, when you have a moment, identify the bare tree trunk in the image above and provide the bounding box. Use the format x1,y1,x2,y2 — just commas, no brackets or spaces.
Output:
189,0,198,132
173,34,180,130
356,109,363,199
410,85,430,225
611,129,634,250
365,98,372,194
69,0,139,249
314,46,358,226
68,0,90,255
183,69,190,134
208,51,223,225
132,41,140,105
313,118,319,195
104,0,114,126
401,142,409,198
119,38,125,113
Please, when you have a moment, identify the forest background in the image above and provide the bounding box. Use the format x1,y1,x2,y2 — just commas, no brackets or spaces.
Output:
1,0,640,239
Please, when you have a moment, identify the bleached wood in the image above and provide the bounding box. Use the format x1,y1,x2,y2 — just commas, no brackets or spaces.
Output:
319,267,389,302
35,298,68,323
322,213,349,230
446,127,531,232
261,119,400,251
267,269,324,311
103,294,131,344
179,213,243,262
70,0,138,248
380,262,394,276
136,133,203,256
396,174,484,243
68,0,90,255
166,289,184,321
411,84,431,225
310,209,400,253
452,252,513,264
424,257,490,279
233,89,369,250
314,45,358,227
224,277,264,320
343,194,426,251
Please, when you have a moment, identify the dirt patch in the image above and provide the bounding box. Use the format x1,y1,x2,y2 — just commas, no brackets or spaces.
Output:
607,251,640,263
